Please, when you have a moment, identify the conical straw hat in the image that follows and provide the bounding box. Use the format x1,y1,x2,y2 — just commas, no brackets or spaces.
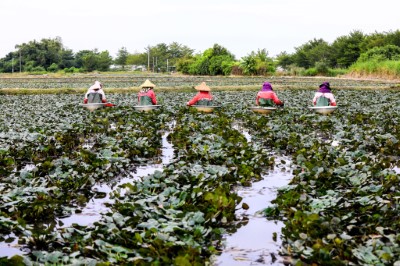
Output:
194,82,211,91
140,79,156,88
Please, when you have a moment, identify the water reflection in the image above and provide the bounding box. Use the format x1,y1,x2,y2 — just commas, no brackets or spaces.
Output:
232,122,252,142
214,158,293,265
0,233,27,258
59,131,174,228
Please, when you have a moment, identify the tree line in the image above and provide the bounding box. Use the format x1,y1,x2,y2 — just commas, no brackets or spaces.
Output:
1,30,400,76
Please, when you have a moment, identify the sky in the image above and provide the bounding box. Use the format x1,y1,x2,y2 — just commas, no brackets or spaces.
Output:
1,0,400,59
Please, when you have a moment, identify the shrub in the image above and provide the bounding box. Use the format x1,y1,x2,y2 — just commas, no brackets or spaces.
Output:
315,61,329,75
302,68,318,76
64,67,82,73
358,45,400,62
47,63,59,73
288,65,306,76
327,68,348,77
29,66,46,74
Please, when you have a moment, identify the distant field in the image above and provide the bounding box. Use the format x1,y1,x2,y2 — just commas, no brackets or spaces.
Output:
0,74,399,94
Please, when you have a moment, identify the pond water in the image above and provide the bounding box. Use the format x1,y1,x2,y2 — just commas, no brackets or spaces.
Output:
0,131,175,258
214,160,293,265
2,121,294,264
0,233,27,258
212,123,294,265
59,131,174,228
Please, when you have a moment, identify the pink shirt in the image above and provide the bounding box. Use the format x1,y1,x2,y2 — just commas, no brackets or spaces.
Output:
138,90,157,105
187,91,213,106
256,91,283,105
313,92,336,106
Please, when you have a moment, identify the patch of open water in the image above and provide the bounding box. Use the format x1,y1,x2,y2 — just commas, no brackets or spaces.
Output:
3,120,295,263
214,159,293,265
0,131,175,258
0,233,28,258
214,123,293,265
59,131,174,228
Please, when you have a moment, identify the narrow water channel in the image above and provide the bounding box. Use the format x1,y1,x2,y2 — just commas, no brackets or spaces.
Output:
0,131,174,258
214,159,292,265
59,131,174,228
215,123,293,265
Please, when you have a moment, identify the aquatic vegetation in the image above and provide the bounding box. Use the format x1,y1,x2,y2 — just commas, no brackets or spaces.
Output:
1,86,400,264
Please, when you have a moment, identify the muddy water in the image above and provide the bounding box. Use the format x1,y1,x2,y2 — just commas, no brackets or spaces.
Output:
59,132,174,228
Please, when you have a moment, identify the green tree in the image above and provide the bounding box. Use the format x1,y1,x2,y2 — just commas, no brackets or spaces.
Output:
75,49,112,72
126,52,148,67
15,37,64,69
59,49,76,69
203,44,235,75
240,53,257,75
357,45,400,62
276,51,295,70
75,50,94,69
96,51,113,71
176,44,234,75
293,38,333,68
240,49,275,75
79,50,98,72
332,30,365,68
176,56,195,74
114,47,129,70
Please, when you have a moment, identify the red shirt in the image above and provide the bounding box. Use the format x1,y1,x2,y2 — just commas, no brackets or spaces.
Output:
138,90,157,105
256,91,283,105
187,91,213,106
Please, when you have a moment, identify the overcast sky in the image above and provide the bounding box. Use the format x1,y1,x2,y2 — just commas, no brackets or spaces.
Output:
1,0,399,59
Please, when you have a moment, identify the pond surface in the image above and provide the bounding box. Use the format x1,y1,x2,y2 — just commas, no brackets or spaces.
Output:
0,233,27,258
1,132,174,258
2,121,294,264
214,158,293,265
60,132,174,228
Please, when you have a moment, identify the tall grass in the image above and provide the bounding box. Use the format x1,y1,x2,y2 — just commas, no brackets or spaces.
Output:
349,60,400,79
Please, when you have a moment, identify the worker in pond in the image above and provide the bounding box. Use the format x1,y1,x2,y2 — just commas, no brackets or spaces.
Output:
313,81,337,106
138,79,157,105
186,82,214,106
83,81,107,104
255,82,284,107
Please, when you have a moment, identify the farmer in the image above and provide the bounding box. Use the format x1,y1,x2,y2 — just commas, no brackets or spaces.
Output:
255,82,284,107
83,81,107,104
312,81,337,106
186,82,214,106
137,79,157,105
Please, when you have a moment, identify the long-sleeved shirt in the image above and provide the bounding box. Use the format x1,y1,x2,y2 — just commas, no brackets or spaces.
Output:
187,91,213,106
256,91,283,105
84,89,106,103
138,90,157,105
313,92,337,106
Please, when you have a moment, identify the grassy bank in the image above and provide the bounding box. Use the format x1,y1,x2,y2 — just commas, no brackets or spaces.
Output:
348,60,400,80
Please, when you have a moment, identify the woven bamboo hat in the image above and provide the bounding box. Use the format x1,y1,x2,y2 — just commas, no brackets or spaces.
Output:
140,79,156,88
194,82,211,92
